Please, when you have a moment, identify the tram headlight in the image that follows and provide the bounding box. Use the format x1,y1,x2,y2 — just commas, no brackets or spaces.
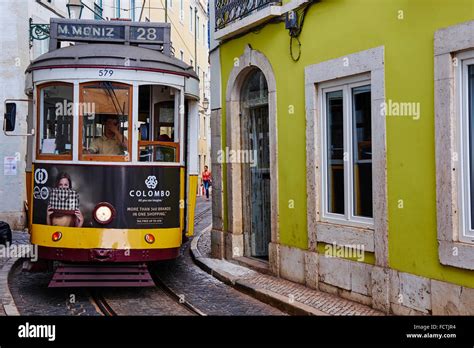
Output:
145,234,155,244
52,231,62,242
93,202,116,225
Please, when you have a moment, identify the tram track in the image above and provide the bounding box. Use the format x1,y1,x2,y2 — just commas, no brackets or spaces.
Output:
88,269,206,316
194,206,211,224
90,290,117,316
151,271,206,316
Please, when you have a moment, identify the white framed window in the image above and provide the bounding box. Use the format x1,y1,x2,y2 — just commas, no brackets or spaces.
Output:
180,50,184,61
115,0,121,18
203,23,206,47
197,15,200,40
457,51,474,243
130,0,135,20
434,20,474,269
305,46,387,264
167,0,173,8
190,59,193,68
189,7,193,32
319,74,373,228
179,0,184,22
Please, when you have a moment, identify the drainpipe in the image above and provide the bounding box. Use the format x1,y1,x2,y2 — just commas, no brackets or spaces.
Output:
165,0,168,22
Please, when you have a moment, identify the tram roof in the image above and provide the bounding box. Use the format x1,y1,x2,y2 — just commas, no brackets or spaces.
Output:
26,43,199,80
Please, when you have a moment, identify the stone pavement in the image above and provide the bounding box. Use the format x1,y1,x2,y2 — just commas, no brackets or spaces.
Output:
0,231,30,316
152,196,285,315
191,210,383,316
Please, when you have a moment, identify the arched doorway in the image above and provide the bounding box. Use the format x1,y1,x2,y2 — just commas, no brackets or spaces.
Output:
241,69,271,259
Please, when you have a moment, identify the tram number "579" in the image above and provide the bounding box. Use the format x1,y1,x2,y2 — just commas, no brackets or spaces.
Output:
98,69,114,77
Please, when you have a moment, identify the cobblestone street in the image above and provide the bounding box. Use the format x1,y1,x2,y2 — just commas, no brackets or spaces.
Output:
4,196,284,316
152,196,285,315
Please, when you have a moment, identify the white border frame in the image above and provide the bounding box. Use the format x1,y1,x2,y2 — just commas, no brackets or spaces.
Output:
224,45,279,263
458,54,474,242
305,46,387,266
319,76,374,229
434,20,474,270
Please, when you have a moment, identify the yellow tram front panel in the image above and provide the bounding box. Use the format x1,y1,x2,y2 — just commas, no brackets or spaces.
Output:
30,164,187,251
31,225,182,249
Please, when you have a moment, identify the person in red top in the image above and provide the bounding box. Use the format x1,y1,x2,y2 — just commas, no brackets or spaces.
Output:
201,165,212,200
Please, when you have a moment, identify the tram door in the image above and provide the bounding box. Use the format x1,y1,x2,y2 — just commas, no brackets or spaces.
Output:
242,70,270,259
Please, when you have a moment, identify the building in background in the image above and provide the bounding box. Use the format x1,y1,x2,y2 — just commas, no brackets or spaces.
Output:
0,0,210,230
139,0,211,192
0,0,99,229
209,0,474,315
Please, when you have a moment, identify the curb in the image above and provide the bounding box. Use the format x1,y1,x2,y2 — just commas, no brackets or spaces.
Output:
0,257,22,316
190,226,324,316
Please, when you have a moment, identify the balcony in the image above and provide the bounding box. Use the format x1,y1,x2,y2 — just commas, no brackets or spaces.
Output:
215,0,282,33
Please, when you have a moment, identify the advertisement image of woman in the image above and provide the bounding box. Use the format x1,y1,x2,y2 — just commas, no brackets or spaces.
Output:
46,172,84,227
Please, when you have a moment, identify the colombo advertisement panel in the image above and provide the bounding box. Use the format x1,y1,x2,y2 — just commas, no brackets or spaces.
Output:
32,163,180,229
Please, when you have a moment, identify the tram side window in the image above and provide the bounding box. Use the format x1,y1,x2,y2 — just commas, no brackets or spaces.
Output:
80,82,131,161
38,84,73,158
137,86,179,162
154,101,175,141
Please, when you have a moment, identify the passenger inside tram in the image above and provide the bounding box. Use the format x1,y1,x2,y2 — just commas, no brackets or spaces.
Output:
87,115,128,155
81,82,130,158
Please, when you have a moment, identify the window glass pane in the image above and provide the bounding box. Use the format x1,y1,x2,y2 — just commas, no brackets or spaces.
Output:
469,64,474,229
153,101,175,141
352,85,373,218
139,143,178,162
326,90,344,214
94,0,103,20
39,84,73,156
130,0,135,20
116,0,120,18
189,7,193,31
81,82,130,158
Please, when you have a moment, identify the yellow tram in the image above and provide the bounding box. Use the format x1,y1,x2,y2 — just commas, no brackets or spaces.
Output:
4,19,200,286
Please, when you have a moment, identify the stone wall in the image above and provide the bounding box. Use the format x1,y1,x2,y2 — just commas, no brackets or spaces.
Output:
259,243,474,315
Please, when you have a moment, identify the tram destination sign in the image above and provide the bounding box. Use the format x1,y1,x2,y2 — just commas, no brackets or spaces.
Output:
49,18,171,54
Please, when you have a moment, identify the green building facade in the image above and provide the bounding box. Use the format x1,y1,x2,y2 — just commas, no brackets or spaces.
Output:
209,0,474,314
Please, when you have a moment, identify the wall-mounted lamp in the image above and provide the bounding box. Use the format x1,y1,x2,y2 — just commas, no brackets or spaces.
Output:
67,0,84,19
202,97,209,111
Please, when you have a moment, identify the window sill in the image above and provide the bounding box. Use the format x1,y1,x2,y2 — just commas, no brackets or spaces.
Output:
316,221,375,252
438,240,474,271
36,154,72,161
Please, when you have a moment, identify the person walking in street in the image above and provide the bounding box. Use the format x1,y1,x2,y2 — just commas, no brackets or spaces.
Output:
201,165,212,200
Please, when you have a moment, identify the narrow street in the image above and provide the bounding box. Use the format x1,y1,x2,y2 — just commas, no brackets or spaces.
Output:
0,1,473,345
7,196,284,316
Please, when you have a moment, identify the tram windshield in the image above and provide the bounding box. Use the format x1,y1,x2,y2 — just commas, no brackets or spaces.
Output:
35,81,182,163
38,83,74,159
80,82,131,160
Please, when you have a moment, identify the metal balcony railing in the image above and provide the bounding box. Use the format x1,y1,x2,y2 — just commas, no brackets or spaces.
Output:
215,0,281,30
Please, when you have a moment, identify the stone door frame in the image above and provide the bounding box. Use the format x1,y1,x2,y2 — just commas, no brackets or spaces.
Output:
224,45,279,271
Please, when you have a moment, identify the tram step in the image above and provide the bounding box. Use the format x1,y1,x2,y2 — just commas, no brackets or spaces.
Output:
48,263,155,288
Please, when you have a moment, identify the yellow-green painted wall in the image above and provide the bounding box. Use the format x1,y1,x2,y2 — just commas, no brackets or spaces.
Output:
219,0,474,288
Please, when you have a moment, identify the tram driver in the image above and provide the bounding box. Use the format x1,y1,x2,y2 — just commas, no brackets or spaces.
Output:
87,115,128,155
